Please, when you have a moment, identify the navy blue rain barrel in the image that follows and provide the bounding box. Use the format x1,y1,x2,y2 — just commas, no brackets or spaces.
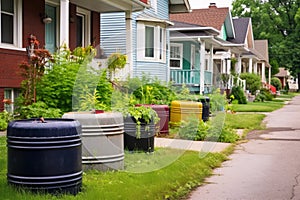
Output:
7,119,82,195
198,97,210,122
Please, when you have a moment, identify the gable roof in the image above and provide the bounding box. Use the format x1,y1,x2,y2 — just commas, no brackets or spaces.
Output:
228,18,250,44
254,40,269,62
170,4,233,36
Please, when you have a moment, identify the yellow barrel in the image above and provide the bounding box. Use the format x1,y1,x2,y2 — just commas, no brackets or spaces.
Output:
170,100,203,123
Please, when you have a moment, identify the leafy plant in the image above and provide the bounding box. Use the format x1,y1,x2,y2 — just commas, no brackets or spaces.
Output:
19,34,53,105
240,73,261,94
0,111,13,131
208,88,227,112
271,77,282,91
18,102,62,119
230,86,247,104
127,106,159,139
78,87,108,111
107,52,127,80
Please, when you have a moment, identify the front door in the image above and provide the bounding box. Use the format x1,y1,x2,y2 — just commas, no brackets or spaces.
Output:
45,4,57,53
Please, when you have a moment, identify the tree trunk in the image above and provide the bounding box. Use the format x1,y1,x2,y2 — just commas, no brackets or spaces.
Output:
298,73,300,92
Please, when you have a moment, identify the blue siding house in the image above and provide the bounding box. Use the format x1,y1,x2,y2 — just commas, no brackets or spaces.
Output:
100,0,191,81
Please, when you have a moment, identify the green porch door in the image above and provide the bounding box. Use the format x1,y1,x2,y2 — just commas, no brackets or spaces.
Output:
45,5,56,53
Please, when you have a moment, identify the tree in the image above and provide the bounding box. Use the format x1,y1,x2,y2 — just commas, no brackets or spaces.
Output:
232,0,300,90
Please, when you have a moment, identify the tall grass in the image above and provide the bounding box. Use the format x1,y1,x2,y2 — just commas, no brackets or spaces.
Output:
0,137,229,200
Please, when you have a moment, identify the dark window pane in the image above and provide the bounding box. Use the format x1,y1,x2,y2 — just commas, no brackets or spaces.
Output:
170,60,180,68
1,13,13,44
76,15,83,47
1,0,14,13
145,26,154,57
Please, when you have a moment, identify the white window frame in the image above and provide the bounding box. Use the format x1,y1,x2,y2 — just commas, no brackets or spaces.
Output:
170,43,183,69
191,44,195,69
0,0,23,50
4,88,20,113
137,22,166,62
76,7,91,47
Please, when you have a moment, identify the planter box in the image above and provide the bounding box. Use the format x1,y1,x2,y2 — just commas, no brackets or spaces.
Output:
124,116,155,152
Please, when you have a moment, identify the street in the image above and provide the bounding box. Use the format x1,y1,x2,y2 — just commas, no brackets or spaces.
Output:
188,95,300,200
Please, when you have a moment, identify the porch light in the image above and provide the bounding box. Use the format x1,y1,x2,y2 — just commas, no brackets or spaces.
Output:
41,14,52,24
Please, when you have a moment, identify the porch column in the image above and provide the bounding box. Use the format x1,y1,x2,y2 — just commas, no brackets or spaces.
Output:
199,40,206,94
222,59,226,74
248,58,253,73
226,58,231,74
209,45,213,72
254,62,258,74
262,62,266,83
268,66,271,85
60,0,69,47
126,11,133,78
237,55,242,74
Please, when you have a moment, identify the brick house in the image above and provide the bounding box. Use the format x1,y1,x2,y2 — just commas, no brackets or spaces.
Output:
0,0,148,112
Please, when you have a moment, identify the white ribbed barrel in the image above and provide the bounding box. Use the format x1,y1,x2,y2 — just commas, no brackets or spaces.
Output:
63,112,124,171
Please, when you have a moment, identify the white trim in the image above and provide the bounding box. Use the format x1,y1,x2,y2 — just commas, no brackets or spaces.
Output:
0,0,22,48
76,7,91,47
0,46,25,51
136,21,167,62
60,0,69,47
170,43,183,69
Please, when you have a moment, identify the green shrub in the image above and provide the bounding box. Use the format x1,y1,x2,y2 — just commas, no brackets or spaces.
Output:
18,102,62,119
208,88,227,112
178,118,209,141
178,117,239,143
230,86,247,104
271,77,282,91
0,111,13,131
240,73,261,94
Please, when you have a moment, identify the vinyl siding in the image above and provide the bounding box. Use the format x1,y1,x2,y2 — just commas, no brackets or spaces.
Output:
100,12,126,56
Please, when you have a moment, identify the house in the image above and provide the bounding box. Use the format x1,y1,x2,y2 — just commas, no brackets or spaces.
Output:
100,0,191,82
228,18,271,86
0,0,149,112
169,3,247,94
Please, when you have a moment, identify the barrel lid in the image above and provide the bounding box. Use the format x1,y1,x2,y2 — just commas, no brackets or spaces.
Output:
7,119,81,137
62,111,123,126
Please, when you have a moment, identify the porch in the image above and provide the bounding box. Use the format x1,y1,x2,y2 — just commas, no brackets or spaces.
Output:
170,69,213,93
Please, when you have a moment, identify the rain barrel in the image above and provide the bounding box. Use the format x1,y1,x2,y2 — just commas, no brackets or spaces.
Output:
7,119,82,195
136,104,169,135
63,111,124,171
124,116,155,152
198,97,210,122
170,100,203,124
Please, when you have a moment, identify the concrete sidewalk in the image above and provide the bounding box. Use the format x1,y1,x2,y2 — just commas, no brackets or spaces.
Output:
155,137,231,153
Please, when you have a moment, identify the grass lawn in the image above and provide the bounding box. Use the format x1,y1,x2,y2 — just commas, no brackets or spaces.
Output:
230,101,285,112
0,136,232,200
225,113,266,130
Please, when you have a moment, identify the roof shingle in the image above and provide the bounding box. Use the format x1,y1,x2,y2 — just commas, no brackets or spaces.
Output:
170,5,229,31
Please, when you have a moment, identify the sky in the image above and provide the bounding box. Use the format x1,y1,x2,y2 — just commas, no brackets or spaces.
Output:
189,0,233,9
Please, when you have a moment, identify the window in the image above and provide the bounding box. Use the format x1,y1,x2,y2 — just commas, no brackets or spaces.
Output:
145,26,154,57
76,7,90,47
4,88,20,113
137,22,166,62
191,44,195,69
0,0,22,48
170,43,182,68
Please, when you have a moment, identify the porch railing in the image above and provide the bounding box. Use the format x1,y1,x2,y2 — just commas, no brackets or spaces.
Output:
170,69,200,85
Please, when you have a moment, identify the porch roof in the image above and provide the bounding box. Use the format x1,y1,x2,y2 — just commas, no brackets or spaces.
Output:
70,0,149,12
169,0,192,13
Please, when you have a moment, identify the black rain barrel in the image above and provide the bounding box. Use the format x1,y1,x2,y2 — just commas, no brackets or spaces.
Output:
124,116,155,152
198,97,210,122
63,111,124,171
7,119,82,195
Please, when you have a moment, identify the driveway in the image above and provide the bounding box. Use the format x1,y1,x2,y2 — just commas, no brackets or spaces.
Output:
188,95,300,200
